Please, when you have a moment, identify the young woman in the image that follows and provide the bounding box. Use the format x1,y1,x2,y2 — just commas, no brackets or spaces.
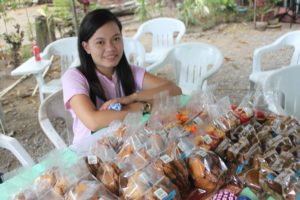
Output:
62,9,181,144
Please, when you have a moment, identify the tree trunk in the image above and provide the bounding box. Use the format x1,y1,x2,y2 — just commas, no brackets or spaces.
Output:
35,15,55,50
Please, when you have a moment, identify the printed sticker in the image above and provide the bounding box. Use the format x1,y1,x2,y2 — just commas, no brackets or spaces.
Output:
154,188,168,200
203,135,213,144
160,154,173,164
88,155,98,165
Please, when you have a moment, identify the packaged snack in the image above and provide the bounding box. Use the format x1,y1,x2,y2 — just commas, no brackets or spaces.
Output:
186,148,227,193
84,156,121,196
152,143,190,194
119,165,181,200
65,179,119,200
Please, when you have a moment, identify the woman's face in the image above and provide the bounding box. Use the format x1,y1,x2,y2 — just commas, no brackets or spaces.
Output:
82,21,123,76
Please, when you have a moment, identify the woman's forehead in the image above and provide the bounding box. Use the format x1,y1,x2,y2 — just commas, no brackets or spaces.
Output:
92,21,121,39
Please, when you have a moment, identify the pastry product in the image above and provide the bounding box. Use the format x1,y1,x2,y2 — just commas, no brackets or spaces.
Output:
84,156,121,196
33,169,57,195
187,154,218,192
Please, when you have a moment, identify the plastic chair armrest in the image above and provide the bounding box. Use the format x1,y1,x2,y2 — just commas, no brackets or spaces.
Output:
39,119,67,149
252,39,284,73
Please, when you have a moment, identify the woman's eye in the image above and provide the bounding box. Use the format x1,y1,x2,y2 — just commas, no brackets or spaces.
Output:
114,36,121,42
96,40,104,45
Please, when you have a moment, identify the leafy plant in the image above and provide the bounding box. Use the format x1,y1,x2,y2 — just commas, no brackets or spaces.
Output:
255,0,281,21
2,24,24,68
0,0,16,33
135,0,149,22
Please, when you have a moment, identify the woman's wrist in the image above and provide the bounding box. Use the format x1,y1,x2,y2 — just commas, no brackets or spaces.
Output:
141,101,151,114
131,92,139,102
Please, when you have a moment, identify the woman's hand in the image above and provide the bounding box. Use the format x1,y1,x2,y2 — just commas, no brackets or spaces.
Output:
122,102,144,113
99,93,137,111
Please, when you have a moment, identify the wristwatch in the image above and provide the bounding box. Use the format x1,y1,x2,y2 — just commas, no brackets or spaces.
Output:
142,102,151,114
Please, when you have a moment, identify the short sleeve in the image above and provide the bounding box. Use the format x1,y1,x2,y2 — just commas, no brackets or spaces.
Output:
131,65,145,90
62,68,89,109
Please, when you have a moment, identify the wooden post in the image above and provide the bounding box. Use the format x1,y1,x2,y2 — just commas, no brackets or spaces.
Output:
35,15,49,50
35,15,56,50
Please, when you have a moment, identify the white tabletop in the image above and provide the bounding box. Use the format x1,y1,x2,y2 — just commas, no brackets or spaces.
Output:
11,57,52,76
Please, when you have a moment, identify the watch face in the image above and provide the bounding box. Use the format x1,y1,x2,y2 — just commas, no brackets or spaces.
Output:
143,102,151,114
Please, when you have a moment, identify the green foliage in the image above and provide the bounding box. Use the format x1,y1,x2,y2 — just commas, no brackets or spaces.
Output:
135,0,149,22
177,0,238,27
2,24,24,67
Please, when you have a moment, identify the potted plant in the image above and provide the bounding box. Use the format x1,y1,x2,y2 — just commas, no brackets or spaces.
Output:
254,0,280,30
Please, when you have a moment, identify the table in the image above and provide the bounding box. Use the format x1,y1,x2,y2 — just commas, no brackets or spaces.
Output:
11,57,52,102
0,149,78,200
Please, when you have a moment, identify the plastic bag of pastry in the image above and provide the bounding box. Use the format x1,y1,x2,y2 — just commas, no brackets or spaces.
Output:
258,163,283,200
119,164,181,200
229,124,258,144
117,132,148,161
232,93,254,124
83,155,122,196
32,167,59,195
65,179,119,200
120,133,168,172
194,129,222,151
39,189,64,200
12,188,38,200
273,168,298,200
243,168,263,196
96,120,127,153
219,175,244,196
177,89,214,129
148,91,181,129
226,137,251,162
152,142,191,194
186,148,227,193
167,125,191,140
144,176,181,200
209,97,241,134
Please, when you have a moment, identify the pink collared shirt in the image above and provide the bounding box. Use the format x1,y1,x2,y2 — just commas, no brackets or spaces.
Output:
62,66,145,144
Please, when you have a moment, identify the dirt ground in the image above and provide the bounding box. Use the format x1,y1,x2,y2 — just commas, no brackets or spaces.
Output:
1,5,300,174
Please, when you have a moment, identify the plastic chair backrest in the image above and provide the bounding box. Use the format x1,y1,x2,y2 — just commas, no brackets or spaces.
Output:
38,37,78,102
133,17,186,64
42,36,78,74
0,133,35,167
263,64,300,121
250,30,300,89
147,42,223,95
123,37,145,67
38,89,73,149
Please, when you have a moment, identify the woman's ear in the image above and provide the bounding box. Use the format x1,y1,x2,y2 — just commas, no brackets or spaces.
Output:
82,41,91,54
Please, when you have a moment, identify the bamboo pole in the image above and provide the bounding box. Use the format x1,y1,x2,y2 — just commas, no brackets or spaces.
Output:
0,75,30,99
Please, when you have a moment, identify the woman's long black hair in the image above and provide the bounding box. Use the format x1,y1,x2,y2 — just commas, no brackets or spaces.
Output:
77,9,136,106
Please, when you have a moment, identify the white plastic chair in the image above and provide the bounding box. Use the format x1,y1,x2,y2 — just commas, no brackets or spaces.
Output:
0,133,35,167
147,42,223,95
38,89,73,149
263,64,300,121
39,37,78,101
250,30,300,90
123,37,145,67
133,17,186,65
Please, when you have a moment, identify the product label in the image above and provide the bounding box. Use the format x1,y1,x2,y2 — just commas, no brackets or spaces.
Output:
139,172,151,185
160,154,173,164
203,135,213,144
154,188,168,200
178,141,188,152
88,155,98,165
193,116,204,125
196,148,207,157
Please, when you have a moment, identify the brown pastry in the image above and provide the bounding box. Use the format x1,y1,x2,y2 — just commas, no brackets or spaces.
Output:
33,169,57,194
84,156,120,196
118,143,134,160
187,155,217,192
